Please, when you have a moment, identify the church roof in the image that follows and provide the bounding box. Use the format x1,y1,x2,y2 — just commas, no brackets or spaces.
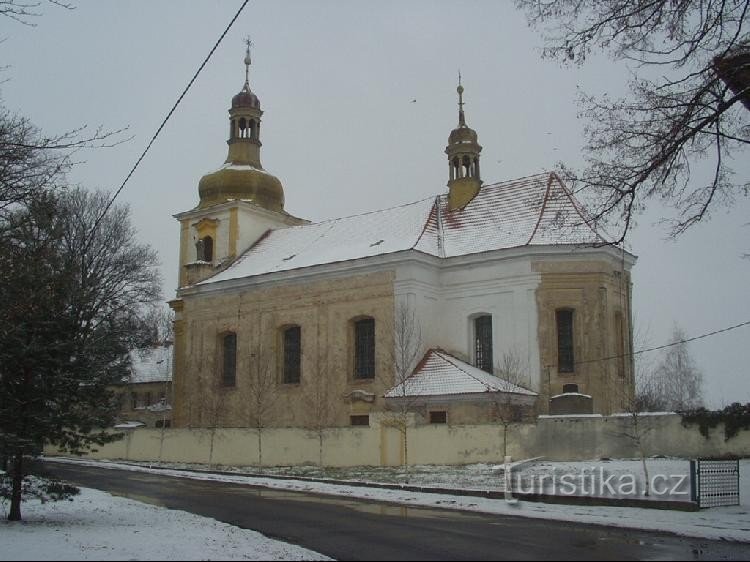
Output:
127,345,173,384
384,349,538,398
202,172,607,285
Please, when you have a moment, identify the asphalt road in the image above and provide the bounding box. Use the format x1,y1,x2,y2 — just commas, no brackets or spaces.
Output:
40,460,750,561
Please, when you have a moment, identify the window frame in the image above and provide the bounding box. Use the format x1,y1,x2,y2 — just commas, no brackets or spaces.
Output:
221,332,237,387
556,308,575,373
473,314,494,374
281,325,302,384
353,317,376,380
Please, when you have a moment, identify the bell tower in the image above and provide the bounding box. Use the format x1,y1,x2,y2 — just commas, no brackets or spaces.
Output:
174,41,306,289
445,75,482,211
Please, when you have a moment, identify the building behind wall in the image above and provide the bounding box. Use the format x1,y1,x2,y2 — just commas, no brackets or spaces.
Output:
169,48,636,430
112,343,174,429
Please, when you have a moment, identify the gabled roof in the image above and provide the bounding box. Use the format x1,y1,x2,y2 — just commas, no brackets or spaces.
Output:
201,172,607,286
384,349,538,398
127,345,173,384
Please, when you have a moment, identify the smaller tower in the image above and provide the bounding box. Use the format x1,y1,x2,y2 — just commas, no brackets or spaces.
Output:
445,75,482,210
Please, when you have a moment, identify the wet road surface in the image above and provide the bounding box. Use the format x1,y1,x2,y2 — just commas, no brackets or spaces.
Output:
41,460,750,561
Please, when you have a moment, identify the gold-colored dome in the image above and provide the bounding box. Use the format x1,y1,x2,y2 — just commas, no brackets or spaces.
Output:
448,125,478,145
198,164,284,211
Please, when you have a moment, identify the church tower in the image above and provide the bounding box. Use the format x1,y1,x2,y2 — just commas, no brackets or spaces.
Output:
174,42,306,288
445,77,482,210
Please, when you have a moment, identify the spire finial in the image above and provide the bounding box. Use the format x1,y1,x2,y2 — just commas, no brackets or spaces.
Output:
457,71,466,126
243,36,253,90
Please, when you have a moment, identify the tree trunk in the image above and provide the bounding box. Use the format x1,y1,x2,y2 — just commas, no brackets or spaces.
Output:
503,423,508,458
640,443,651,497
208,428,216,470
257,427,263,474
403,427,409,484
318,430,324,468
8,450,24,521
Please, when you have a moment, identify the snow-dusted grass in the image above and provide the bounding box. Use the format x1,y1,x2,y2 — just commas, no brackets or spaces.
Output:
48,457,750,543
0,484,329,561
99,458,691,498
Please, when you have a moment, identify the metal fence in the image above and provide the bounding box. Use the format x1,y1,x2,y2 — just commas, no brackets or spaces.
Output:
690,459,740,508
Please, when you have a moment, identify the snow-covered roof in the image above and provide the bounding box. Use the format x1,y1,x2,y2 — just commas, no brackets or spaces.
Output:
200,172,607,286
127,345,173,384
384,349,538,398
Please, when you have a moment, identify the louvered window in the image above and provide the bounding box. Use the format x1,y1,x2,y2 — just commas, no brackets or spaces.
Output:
474,315,493,374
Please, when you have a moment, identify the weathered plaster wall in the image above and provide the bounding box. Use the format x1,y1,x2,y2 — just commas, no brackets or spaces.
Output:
172,271,396,429
54,414,750,467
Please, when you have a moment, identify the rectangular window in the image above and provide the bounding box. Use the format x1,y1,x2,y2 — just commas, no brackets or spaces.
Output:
354,318,375,379
429,411,447,424
556,309,575,373
144,392,152,407
222,333,237,387
474,315,493,374
130,392,138,410
615,312,625,378
350,415,370,427
283,326,302,384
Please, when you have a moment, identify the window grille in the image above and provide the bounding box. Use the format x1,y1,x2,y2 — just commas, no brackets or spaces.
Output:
354,318,375,379
474,315,493,373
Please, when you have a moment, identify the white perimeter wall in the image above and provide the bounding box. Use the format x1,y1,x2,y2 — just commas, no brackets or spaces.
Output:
54,415,750,467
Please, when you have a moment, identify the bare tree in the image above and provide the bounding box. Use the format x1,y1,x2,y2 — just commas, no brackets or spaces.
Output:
651,325,705,411
381,303,423,482
515,0,750,243
614,382,659,497
490,349,535,459
245,347,277,472
303,362,333,468
0,0,74,26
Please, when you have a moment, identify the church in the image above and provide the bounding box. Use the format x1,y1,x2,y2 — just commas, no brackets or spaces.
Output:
169,47,636,430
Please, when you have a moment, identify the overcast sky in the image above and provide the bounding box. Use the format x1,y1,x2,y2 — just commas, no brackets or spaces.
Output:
2,1,748,407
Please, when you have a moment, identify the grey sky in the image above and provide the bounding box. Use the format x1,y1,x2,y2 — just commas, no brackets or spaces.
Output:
3,0,748,407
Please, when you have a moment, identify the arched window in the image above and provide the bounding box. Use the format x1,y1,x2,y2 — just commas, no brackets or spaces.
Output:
221,332,237,387
556,309,575,373
473,314,493,373
354,317,375,379
282,325,301,384
249,119,256,140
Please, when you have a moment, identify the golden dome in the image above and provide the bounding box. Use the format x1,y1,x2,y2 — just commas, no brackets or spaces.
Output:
198,163,284,211
448,125,478,145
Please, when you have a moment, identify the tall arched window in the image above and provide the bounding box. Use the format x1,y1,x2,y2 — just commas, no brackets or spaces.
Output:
282,325,301,384
354,317,375,379
473,315,493,374
221,332,237,387
556,309,575,373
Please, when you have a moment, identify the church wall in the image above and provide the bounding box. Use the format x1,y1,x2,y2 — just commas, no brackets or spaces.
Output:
534,257,634,416
395,256,542,391
172,271,396,429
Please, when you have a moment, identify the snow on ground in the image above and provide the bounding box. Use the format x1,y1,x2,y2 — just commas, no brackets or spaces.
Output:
0,484,330,561
47,457,750,543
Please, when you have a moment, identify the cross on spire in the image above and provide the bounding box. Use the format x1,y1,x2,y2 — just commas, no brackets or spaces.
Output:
243,36,253,90
457,71,466,127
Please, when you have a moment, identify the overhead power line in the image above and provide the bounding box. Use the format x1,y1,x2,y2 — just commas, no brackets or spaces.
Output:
547,319,750,370
84,0,251,249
